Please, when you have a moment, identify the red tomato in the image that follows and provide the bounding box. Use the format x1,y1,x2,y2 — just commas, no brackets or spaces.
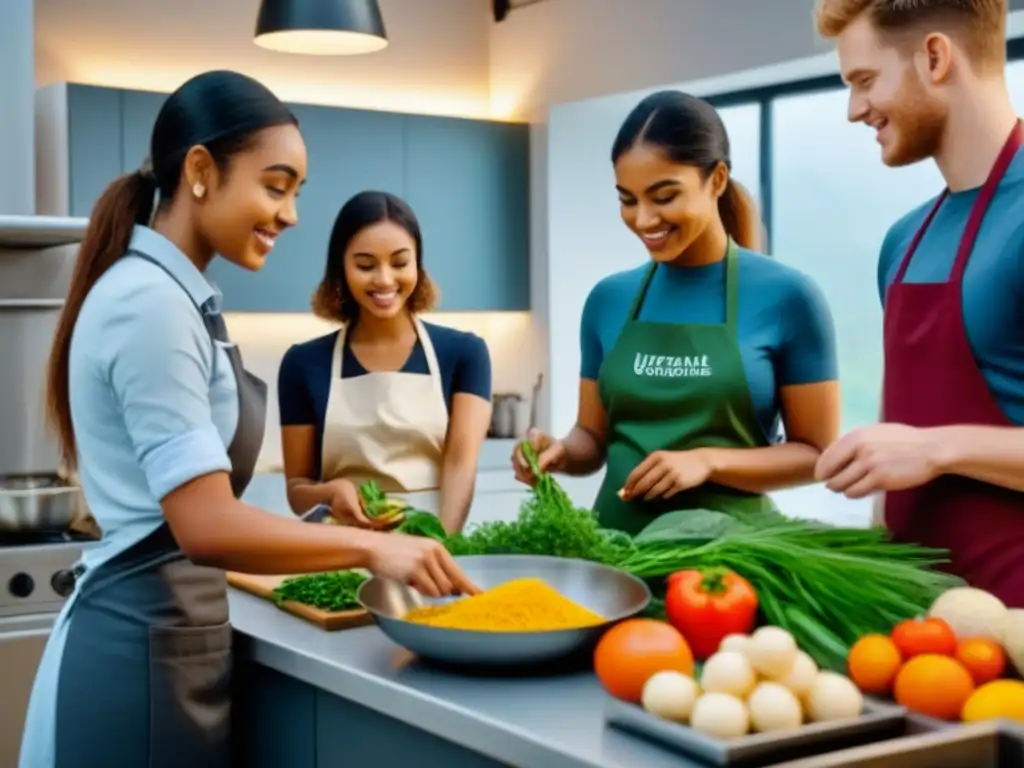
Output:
664,568,758,660
891,617,958,659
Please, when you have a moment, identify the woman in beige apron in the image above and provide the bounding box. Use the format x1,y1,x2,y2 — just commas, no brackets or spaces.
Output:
21,72,474,768
279,191,493,534
513,91,840,535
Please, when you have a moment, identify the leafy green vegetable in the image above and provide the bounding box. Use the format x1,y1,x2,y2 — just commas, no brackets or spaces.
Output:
357,480,409,520
273,570,367,612
634,509,753,544
395,510,448,541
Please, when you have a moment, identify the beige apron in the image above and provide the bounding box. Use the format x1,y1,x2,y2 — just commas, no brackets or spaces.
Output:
320,316,448,513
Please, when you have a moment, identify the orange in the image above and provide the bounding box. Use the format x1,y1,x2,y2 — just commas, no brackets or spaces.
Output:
847,634,903,695
894,654,975,720
891,617,958,659
955,637,1007,686
594,619,694,703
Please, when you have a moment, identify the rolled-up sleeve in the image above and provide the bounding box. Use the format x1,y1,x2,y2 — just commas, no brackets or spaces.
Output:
105,282,231,500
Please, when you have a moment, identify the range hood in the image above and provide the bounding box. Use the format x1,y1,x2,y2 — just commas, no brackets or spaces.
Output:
0,0,90,516
1,0,35,216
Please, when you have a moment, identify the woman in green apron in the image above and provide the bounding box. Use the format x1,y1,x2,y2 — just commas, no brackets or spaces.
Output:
513,91,841,535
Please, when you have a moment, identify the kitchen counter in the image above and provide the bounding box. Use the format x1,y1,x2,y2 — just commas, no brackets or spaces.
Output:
228,589,694,768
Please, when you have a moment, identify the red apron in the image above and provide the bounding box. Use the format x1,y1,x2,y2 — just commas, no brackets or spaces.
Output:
883,121,1024,607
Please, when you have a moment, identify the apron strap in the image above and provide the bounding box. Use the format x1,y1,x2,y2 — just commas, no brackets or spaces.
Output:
724,238,739,334
627,238,740,331
331,324,348,380
950,119,1024,282
894,120,1023,286
627,263,659,321
892,192,947,285
126,250,224,350
412,315,446,405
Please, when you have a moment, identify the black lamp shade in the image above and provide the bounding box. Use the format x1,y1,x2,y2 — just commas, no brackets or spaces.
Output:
254,0,388,56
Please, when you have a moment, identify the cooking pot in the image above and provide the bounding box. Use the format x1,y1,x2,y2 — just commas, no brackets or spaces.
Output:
0,474,84,533
490,393,524,438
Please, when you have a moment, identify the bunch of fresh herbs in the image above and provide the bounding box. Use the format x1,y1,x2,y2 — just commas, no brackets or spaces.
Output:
446,442,634,564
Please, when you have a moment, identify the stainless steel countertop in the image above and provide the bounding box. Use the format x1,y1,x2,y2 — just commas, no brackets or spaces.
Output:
229,590,697,768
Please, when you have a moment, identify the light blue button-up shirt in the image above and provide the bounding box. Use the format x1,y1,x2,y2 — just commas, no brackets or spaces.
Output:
70,226,240,562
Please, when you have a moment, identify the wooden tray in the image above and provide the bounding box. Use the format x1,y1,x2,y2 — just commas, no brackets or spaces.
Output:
227,572,373,631
772,720,1024,767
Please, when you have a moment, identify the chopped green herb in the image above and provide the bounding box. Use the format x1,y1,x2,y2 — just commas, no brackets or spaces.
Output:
273,570,367,612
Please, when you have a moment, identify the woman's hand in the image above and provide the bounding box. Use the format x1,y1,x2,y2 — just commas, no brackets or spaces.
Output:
511,428,568,485
366,534,480,597
620,449,714,501
324,479,382,528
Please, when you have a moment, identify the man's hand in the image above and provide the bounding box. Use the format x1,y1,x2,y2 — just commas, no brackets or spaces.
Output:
620,450,714,501
815,423,942,499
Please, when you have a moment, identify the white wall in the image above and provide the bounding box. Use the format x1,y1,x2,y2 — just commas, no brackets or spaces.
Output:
488,0,834,120
35,0,496,118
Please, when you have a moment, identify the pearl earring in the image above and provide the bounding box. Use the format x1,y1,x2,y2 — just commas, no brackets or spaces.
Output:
192,183,205,199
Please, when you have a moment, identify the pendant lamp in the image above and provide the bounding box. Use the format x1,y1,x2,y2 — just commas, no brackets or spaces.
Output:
254,0,388,56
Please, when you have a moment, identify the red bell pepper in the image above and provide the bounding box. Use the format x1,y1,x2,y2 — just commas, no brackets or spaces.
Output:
665,568,758,660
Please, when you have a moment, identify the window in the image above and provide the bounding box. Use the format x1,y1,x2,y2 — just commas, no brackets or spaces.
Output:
770,88,942,432
767,59,1024,433
718,103,762,207
702,44,1024,525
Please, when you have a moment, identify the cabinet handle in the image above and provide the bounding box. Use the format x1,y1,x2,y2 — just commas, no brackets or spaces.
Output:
0,299,64,309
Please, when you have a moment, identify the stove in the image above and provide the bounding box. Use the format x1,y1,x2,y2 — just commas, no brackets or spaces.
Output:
0,531,95,763
0,530,93,618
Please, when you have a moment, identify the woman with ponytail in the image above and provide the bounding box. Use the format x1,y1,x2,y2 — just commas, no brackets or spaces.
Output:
513,90,841,535
21,70,474,768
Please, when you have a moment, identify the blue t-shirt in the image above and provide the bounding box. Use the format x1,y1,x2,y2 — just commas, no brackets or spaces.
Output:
580,246,838,441
877,149,1024,425
278,321,492,473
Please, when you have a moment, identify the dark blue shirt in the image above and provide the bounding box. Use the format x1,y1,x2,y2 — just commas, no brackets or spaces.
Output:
278,321,492,473
877,149,1024,425
580,246,838,441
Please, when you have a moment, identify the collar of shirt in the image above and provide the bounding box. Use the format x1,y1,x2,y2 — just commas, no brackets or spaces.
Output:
128,225,223,314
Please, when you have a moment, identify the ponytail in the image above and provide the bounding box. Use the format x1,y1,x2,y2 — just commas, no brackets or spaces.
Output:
719,178,764,252
46,170,156,469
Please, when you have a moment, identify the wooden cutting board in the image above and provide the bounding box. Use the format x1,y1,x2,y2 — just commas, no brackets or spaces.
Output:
227,572,373,631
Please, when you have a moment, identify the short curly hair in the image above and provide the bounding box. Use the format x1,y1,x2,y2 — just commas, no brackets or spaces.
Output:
311,191,439,323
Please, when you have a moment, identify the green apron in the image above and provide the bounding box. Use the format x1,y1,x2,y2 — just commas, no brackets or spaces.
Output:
594,240,777,535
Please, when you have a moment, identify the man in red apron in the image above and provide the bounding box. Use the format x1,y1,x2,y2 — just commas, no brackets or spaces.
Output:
814,0,1024,606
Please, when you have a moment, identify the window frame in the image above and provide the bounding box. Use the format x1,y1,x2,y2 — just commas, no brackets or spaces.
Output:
704,38,1024,252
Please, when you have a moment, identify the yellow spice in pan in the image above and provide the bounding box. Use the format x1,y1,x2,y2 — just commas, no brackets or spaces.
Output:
403,577,605,632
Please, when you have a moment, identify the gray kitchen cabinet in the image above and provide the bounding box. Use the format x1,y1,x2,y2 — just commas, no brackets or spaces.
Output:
37,83,530,312
120,89,165,173
402,115,529,311
207,103,406,312
61,84,123,217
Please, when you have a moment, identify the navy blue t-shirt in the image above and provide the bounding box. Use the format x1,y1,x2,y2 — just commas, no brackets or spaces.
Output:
278,321,492,474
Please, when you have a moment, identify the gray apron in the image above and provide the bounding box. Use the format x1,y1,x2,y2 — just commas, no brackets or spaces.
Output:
52,253,267,767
